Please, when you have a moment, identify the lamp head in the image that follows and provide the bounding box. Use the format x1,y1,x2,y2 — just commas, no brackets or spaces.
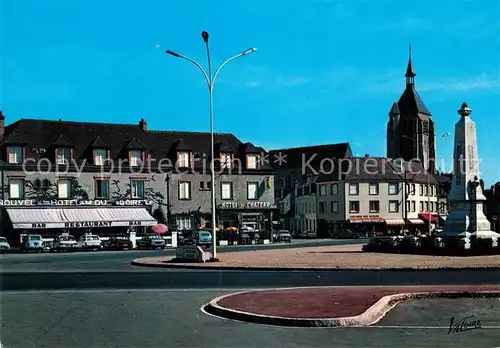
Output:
165,50,180,57
201,31,209,43
242,47,257,55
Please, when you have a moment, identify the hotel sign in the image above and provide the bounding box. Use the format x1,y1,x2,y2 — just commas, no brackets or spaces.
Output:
218,201,277,209
0,199,154,207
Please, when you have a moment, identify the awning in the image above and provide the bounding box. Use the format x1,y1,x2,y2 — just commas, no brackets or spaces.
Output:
349,217,385,223
407,218,425,225
6,207,157,229
419,213,438,223
385,219,405,226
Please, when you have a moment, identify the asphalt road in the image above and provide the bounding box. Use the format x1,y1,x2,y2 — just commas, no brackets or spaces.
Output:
1,238,499,347
0,238,366,272
1,289,498,348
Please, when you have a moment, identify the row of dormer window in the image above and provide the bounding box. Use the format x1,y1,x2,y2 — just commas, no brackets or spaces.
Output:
5,146,262,169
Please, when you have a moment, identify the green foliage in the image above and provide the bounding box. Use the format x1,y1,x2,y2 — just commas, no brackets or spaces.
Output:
25,178,57,200
110,177,166,205
69,178,89,200
152,208,167,224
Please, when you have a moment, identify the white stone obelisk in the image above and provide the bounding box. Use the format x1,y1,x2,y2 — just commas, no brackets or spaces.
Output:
440,102,499,245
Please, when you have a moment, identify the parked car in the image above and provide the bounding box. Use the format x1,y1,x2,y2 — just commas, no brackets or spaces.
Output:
274,230,292,243
195,231,212,247
0,237,11,254
136,234,165,250
104,236,133,250
20,234,44,253
77,234,102,251
53,235,77,252
332,229,360,239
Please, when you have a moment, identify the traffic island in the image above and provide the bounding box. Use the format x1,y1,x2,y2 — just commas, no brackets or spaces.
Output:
131,243,500,270
202,285,500,327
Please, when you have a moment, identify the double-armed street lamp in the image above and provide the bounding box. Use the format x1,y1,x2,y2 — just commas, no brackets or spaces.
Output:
403,132,450,234
165,31,257,259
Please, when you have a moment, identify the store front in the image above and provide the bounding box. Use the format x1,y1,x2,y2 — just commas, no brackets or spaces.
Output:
406,218,426,234
385,219,405,235
348,216,385,236
217,201,278,240
0,199,158,245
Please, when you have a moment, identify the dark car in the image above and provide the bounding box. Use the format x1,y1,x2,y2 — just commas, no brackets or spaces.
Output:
104,236,133,250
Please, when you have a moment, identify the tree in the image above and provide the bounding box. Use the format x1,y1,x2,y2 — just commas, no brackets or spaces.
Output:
152,208,167,224
69,178,89,200
24,178,57,201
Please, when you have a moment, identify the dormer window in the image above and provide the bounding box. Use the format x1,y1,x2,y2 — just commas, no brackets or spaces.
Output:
94,149,107,165
178,151,190,168
7,146,23,164
129,150,142,166
56,148,70,165
246,154,258,169
220,153,232,169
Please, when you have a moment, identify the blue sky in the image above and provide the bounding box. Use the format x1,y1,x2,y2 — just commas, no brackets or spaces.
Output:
1,0,499,185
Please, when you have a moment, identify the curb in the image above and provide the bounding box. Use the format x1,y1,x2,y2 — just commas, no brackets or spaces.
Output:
202,289,500,327
130,259,500,272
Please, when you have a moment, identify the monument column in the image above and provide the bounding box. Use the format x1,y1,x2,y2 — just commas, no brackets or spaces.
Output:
440,102,499,247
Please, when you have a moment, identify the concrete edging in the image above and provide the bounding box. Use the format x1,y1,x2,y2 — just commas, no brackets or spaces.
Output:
202,288,500,327
130,258,500,271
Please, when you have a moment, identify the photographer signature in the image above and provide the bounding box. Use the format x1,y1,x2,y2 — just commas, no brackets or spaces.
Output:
448,315,482,334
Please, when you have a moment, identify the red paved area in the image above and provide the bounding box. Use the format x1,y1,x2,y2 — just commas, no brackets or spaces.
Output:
216,285,500,319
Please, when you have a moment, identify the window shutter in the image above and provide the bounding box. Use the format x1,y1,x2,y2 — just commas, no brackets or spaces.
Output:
179,182,185,199
22,147,26,162
142,151,146,165
107,150,110,161
190,152,193,168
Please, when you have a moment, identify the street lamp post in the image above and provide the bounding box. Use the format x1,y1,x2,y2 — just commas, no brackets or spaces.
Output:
404,132,450,234
166,31,257,260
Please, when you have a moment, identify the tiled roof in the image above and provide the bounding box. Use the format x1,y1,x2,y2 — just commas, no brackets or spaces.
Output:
316,157,438,185
91,136,109,148
2,118,272,170
397,85,431,116
242,142,261,153
389,102,400,115
268,142,352,169
125,137,147,149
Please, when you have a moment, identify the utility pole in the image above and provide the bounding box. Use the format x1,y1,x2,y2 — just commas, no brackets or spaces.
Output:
403,169,408,234
166,173,172,228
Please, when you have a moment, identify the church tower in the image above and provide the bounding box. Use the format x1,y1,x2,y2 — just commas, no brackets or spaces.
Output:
386,45,436,172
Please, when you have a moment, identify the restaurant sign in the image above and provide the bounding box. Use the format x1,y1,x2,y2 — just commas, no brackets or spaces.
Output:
218,201,277,209
0,199,154,207
17,220,149,229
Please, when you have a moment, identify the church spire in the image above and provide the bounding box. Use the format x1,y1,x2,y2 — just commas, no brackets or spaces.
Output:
405,43,416,85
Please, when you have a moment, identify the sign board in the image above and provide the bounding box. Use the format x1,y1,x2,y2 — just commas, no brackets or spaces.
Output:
13,220,153,229
0,199,154,207
175,245,211,262
218,201,277,209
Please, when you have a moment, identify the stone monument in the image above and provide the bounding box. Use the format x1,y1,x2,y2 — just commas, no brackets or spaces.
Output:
437,102,500,249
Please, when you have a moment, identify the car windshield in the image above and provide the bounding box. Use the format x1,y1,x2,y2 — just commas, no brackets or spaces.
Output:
29,235,42,240
151,235,163,239
200,232,211,237
0,237,7,243
92,236,100,240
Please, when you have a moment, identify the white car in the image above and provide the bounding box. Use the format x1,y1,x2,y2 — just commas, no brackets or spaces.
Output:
53,235,77,252
77,234,102,251
0,237,10,254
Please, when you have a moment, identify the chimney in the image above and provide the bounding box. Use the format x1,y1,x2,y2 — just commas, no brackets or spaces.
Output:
139,118,147,131
0,111,4,137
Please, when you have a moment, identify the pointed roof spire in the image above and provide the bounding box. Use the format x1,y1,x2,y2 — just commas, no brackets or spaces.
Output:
405,43,416,81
